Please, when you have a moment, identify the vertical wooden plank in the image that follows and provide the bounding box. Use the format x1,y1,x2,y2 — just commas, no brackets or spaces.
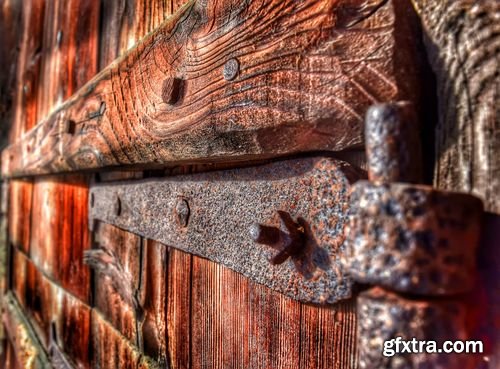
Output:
300,301,357,369
9,0,45,140
7,180,32,254
0,0,23,149
10,248,92,368
28,0,100,305
139,240,168,364
247,284,301,369
191,256,302,369
30,176,91,302
92,222,142,344
166,248,191,369
92,309,157,369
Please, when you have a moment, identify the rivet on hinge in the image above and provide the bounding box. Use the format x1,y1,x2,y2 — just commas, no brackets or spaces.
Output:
175,198,190,227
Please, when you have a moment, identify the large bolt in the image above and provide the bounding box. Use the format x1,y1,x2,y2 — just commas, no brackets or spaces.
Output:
250,211,305,265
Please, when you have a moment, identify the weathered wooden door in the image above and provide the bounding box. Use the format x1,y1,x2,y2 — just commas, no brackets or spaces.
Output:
0,0,497,368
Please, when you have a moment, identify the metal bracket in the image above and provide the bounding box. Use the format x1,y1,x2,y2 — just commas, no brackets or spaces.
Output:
89,157,360,304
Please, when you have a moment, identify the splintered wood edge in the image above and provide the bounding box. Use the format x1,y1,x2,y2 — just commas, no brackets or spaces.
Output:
1,0,421,178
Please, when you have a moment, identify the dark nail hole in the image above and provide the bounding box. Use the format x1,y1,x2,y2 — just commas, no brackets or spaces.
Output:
90,193,94,208
99,101,106,115
162,77,183,105
114,196,122,216
65,120,76,135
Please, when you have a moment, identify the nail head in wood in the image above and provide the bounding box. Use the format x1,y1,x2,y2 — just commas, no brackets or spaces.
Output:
223,58,239,81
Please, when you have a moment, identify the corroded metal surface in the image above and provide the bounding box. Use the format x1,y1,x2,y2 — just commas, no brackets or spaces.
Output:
343,102,484,295
89,157,360,304
343,181,483,295
357,287,479,369
365,102,422,184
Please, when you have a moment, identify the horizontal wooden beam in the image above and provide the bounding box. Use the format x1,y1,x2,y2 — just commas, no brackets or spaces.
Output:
2,0,422,177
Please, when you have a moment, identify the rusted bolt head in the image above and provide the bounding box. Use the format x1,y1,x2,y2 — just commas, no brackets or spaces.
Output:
251,211,306,265
162,77,183,105
175,198,190,227
223,58,239,81
249,223,280,244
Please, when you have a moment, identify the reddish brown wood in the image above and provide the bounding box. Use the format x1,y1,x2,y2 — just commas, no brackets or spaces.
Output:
2,0,423,177
91,222,142,344
8,180,33,253
191,255,303,369
8,0,45,140
139,240,168,364
300,302,357,369
29,175,91,302
11,249,92,368
166,248,191,369
91,309,157,369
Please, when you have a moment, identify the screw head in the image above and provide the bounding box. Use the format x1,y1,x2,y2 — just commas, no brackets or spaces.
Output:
223,58,239,81
175,198,190,227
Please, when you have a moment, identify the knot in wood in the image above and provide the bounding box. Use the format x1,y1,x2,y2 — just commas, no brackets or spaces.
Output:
162,77,183,105
223,58,239,81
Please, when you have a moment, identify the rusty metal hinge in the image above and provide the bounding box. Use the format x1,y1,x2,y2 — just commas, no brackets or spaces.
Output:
341,103,489,368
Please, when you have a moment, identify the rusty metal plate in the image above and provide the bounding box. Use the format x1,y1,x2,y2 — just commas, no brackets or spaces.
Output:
89,157,360,303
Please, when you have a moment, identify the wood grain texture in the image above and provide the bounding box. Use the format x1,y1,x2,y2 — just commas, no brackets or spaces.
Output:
139,240,168,365
0,0,23,150
192,255,301,369
411,0,499,213
166,248,191,369
11,249,92,368
8,180,33,254
300,301,357,369
2,0,422,177
29,175,91,303
91,222,142,344
92,309,159,369
7,0,46,141
26,0,99,306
